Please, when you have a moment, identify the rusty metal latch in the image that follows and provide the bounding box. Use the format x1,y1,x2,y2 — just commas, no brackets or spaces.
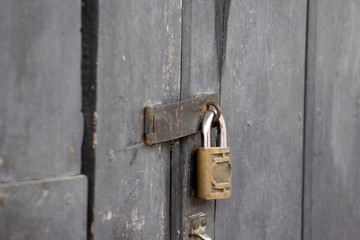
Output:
143,94,219,145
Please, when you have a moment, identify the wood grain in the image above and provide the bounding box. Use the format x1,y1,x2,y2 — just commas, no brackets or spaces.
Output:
304,0,360,239
93,0,182,239
0,0,82,182
216,0,307,239
0,176,87,240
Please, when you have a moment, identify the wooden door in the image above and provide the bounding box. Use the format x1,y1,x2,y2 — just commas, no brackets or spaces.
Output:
1,0,360,239
304,0,360,239
88,0,360,239
215,0,307,239
90,0,307,239
86,0,182,239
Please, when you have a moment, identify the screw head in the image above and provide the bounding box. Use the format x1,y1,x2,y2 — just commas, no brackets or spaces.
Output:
200,218,207,227
192,219,199,230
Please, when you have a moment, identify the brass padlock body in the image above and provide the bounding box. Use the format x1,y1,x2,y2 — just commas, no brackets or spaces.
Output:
197,146,231,200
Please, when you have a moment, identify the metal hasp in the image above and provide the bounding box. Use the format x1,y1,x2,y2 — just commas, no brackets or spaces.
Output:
143,94,219,145
188,212,211,240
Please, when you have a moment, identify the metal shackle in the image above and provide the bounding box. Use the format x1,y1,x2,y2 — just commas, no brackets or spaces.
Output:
201,109,227,148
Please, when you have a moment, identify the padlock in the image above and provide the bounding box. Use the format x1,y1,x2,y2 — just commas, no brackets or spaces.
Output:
197,109,231,200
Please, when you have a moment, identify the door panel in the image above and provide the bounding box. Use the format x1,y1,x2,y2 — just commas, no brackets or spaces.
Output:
304,0,360,239
0,1,86,239
92,0,182,239
0,0,82,182
3,0,355,239
0,176,87,239
216,0,307,239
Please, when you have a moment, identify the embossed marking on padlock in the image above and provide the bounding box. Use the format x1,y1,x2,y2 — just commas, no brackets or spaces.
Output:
197,110,231,200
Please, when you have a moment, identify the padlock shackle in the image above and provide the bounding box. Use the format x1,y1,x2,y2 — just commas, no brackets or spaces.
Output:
202,110,215,148
201,110,227,148
218,114,227,147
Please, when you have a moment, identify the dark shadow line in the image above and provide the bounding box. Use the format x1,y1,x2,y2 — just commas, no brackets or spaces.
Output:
81,0,99,239
301,0,311,239
214,1,231,239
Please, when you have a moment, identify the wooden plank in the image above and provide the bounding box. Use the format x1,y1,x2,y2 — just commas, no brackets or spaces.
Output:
0,175,87,240
0,0,82,182
215,0,307,239
93,0,182,239
171,0,222,239
304,1,360,239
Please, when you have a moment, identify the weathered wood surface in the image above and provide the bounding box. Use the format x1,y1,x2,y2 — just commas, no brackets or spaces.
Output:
215,0,307,239
0,176,87,240
170,0,223,239
0,0,82,182
93,0,182,239
304,1,360,239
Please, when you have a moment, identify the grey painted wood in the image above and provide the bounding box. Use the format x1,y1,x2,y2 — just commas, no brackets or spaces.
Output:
171,0,222,239
0,0,82,182
215,0,307,239
304,1,360,239
93,0,182,239
0,175,87,240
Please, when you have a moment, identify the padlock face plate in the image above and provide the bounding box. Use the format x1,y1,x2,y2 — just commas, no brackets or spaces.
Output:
197,147,231,200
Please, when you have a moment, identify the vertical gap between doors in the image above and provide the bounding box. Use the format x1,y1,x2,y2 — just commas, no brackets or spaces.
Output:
81,0,99,239
301,0,311,239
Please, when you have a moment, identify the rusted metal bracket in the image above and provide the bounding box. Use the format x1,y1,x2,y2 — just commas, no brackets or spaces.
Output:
143,94,219,145
188,212,211,240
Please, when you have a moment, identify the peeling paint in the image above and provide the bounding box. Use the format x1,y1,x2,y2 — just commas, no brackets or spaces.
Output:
68,146,76,156
104,210,112,221
126,207,145,231
92,133,97,149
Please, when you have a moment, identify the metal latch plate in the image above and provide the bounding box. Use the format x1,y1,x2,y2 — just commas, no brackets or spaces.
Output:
144,94,219,145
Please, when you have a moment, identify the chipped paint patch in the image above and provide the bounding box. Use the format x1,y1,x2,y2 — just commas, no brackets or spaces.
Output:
126,207,145,231
93,111,98,122
0,193,9,206
101,210,113,222
90,222,95,235
68,146,76,156
108,149,116,162
92,112,98,149
92,133,97,149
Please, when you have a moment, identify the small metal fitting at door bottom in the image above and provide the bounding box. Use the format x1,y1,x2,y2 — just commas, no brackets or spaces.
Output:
188,212,211,240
